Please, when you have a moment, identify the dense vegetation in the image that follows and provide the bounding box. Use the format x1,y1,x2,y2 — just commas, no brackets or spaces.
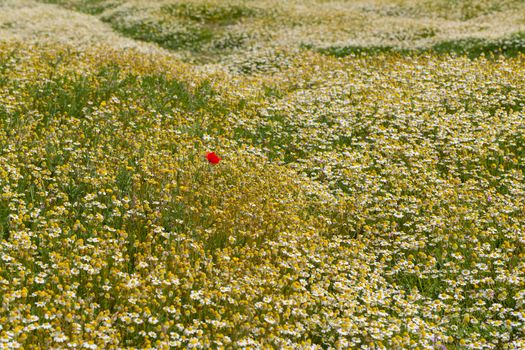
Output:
1,0,525,348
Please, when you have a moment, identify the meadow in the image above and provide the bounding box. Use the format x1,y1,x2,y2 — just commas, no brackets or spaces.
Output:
1,0,525,349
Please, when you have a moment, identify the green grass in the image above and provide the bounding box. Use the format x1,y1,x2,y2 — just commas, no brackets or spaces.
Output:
316,32,525,59
105,14,216,51
39,0,118,14
160,2,258,25
431,32,525,58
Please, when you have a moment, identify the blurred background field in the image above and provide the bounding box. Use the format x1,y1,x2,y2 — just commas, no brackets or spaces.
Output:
2,0,525,63
1,1,525,349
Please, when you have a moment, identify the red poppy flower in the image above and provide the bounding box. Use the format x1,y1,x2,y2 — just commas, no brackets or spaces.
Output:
206,152,221,165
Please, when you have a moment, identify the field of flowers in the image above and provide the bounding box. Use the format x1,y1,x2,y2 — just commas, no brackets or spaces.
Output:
1,0,525,349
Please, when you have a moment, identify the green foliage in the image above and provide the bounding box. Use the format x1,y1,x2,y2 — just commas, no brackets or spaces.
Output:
104,14,215,51
40,0,118,14
315,44,403,57
161,2,258,25
431,33,525,58
25,63,217,120
316,32,525,58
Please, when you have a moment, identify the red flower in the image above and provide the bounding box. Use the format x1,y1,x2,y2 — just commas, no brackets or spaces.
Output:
206,152,221,165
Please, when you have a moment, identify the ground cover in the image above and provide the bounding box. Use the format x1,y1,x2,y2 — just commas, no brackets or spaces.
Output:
1,1,525,349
